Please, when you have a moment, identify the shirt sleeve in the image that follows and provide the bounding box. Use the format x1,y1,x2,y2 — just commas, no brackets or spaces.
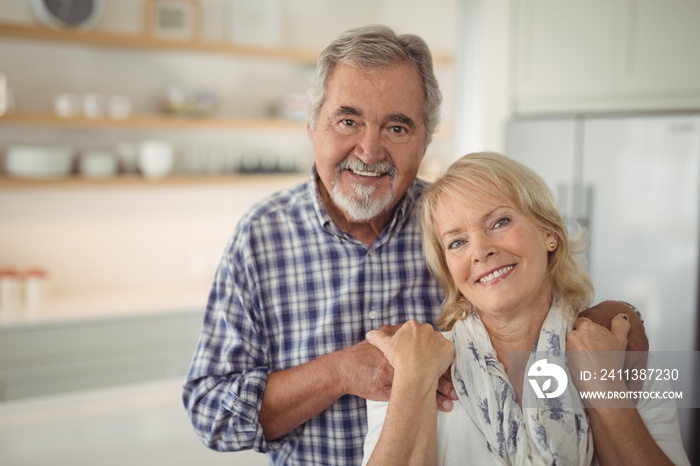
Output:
361,400,389,466
636,374,691,465
182,229,294,453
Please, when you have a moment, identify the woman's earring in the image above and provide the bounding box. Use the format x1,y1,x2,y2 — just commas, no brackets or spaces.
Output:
548,239,557,249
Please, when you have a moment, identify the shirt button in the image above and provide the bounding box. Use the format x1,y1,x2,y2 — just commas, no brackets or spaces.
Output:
369,310,378,319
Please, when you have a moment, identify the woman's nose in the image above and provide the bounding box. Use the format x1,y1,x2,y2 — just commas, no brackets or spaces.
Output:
471,234,496,263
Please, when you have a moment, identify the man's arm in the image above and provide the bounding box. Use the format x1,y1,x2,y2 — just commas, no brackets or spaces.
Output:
260,323,458,441
259,339,394,441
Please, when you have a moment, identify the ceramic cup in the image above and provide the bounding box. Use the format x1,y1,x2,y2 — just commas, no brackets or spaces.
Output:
138,140,174,179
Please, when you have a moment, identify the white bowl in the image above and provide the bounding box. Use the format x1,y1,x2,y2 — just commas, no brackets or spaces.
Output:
4,145,75,178
79,150,117,178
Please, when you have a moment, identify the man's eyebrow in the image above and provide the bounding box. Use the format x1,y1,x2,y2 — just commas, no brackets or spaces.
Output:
385,112,415,129
331,106,363,118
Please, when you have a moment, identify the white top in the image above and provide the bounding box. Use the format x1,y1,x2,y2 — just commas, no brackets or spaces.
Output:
362,357,690,465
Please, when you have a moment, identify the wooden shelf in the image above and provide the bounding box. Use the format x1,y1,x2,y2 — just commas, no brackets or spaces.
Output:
0,21,320,63
0,112,306,131
0,173,308,189
0,21,451,65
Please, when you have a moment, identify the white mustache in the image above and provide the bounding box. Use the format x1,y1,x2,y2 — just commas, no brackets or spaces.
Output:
336,157,397,179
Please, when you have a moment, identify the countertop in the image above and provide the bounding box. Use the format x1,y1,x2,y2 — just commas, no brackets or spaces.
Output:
0,377,267,466
0,282,211,329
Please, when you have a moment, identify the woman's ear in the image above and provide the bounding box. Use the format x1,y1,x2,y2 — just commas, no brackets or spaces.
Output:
546,231,558,252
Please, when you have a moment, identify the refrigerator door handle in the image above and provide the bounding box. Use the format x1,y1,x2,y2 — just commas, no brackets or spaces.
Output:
580,184,594,230
571,183,594,229
556,182,569,218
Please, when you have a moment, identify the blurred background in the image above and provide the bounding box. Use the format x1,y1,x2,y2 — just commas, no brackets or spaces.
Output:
0,0,698,464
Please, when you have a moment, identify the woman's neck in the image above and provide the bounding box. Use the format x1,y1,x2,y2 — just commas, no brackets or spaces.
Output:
478,295,553,406
479,294,553,370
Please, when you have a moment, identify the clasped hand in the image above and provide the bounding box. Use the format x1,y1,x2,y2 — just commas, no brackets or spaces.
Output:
567,313,632,395
366,321,457,411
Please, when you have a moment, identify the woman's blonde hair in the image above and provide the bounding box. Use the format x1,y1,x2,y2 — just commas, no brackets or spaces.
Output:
419,152,593,330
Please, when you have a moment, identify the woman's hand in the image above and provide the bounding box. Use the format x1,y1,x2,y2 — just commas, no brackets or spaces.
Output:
567,313,630,394
567,314,676,466
366,320,454,385
365,321,455,466
578,300,647,351
567,313,630,353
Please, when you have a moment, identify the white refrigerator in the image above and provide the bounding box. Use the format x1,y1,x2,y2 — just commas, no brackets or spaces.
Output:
506,114,699,458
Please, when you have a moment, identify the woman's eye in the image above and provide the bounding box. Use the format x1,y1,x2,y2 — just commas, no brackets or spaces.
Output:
494,217,511,229
447,239,466,250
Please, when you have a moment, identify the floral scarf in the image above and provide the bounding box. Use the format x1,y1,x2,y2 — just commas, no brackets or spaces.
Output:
451,304,593,465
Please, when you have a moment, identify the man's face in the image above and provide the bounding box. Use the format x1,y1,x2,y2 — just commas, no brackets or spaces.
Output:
308,62,428,223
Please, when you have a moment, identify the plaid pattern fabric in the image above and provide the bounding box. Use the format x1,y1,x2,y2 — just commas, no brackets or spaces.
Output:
183,168,443,465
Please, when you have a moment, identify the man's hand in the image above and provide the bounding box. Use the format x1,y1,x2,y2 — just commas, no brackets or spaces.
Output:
336,335,397,402
579,300,648,351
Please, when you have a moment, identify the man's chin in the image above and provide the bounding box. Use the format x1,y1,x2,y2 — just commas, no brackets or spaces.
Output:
333,193,395,222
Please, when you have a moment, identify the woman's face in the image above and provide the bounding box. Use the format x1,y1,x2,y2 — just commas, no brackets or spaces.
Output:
435,189,557,317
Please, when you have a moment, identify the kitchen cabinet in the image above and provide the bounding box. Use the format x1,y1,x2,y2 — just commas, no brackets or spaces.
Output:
513,0,700,114
616,0,700,93
0,309,203,401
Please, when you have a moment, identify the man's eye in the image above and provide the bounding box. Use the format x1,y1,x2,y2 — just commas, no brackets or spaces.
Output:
341,119,356,126
389,126,407,135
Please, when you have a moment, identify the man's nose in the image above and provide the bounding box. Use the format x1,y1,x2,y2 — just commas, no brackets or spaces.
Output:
354,127,385,163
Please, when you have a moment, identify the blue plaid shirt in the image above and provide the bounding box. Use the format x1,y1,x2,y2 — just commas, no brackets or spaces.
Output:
183,168,444,465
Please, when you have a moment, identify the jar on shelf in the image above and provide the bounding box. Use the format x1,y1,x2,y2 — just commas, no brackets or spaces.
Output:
23,268,49,307
0,268,22,309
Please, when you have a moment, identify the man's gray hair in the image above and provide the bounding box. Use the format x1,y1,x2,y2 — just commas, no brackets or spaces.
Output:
307,25,442,143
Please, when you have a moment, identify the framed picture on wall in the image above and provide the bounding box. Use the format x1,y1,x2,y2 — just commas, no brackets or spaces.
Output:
227,0,281,47
144,0,200,41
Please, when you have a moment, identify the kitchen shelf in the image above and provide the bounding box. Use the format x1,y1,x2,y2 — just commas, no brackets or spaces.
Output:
0,112,306,131
0,173,308,189
0,21,320,63
0,21,451,65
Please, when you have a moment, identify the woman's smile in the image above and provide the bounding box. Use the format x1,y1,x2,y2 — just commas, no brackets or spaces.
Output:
476,264,515,284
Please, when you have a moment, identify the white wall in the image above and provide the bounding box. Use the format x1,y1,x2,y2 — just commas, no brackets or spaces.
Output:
453,0,512,158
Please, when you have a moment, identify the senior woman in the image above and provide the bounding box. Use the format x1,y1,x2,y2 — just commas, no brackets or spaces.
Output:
361,152,689,466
